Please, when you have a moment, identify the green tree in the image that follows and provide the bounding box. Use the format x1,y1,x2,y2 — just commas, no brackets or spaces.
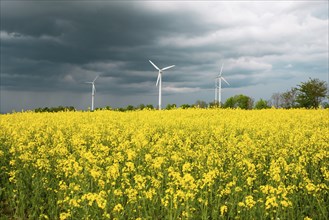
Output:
34,106,76,113
223,97,234,108
270,92,282,108
137,104,145,110
126,105,135,111
195,100,207,108
254,99,270,109
146,104,154,110
209,101,220,108
296,78,328,108
322,102,329,109
166,104,176,110
236,94,253,109
224,94,253,109
281,88,297,109
180,104,191,109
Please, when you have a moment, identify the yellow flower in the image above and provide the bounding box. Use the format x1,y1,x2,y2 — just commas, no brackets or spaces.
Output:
114,189,123,196
235,186,243,192
305,182,316,193
220,205,228,216
59,211,71,220
144,188,156,200
125,188,138,203
280,200,291,208
69,198,80,208
238,202,245,207
113,203,124,213
182,162,192,173
245,195,256,209
265,196,278,210
246,177,254,186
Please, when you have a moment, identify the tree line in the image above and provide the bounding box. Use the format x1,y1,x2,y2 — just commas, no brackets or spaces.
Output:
33,78,328,112
270,78,328,109
34,106,76,113
219,78,328,109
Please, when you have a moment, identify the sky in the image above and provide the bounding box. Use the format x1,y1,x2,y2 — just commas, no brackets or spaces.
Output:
1,0,328,112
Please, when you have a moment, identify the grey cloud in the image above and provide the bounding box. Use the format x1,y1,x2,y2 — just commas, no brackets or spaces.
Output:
1,1,328,112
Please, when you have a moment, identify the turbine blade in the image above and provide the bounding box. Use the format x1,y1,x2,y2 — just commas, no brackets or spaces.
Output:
161,65,175,71
219,63,224,76
85,82,93,84
221,77,230,85
93,75,99,82
156,73,160,86
149,60,160,71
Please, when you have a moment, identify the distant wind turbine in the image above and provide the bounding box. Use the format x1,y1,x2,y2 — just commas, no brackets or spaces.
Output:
149,60,175,110
85,75,99,111
215,64,230,106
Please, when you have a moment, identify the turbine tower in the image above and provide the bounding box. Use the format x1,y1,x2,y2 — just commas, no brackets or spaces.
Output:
149,60,175,110
85,75,99,111
215,64,230,106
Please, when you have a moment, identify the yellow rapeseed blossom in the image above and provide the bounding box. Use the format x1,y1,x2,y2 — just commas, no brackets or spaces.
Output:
59,211,71,220
220,205,228,216
265,196,278,210
245,195,256,209
0,108,328,219
113,203,124,213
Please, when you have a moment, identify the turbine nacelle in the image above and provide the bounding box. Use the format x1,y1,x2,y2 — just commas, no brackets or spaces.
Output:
216,76,230,86
149,60,175,86
215,64,230,85
85,75,99,86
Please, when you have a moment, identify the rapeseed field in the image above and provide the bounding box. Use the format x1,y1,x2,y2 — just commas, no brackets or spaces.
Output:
0,109,328,219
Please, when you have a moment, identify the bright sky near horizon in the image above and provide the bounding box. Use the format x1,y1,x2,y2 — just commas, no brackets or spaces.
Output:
1,1,328,112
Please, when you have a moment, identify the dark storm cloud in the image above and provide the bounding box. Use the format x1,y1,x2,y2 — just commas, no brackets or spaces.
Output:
2,1,214,55
1,0,220,94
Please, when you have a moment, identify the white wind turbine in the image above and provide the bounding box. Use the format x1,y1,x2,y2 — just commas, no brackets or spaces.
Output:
149,60,175,110
215,64,230,106
85,75,99,111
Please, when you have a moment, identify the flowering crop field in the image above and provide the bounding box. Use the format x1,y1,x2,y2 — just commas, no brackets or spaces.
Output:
0,109,328,219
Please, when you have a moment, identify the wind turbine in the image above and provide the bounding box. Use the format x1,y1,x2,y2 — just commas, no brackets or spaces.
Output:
215,64,230,106
85,75,99,111
149,60,175,110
